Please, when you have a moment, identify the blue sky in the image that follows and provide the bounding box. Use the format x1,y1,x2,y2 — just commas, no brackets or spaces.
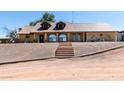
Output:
1,11,124,37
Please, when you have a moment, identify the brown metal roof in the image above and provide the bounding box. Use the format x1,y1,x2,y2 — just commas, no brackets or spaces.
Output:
18,22,117,34
18,26,33,34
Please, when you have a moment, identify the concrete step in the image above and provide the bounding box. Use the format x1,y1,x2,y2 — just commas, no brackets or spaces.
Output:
56,54,74,56
57,49,74,52
57,48,73,50
55,56,74,59
55,42,74,58
58,47,73,49
56,54,74,57
56,51,74,54
56,53,74,55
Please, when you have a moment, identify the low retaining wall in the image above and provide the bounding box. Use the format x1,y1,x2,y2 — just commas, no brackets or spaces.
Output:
0,42,124,65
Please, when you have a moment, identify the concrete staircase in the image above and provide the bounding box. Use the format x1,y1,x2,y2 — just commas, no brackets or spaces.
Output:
55,42,74,58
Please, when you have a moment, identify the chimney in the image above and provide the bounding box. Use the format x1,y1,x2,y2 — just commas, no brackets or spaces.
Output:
18,28,22,31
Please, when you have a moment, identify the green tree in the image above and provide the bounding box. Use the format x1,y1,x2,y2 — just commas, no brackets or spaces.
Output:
29,12,55,26
3,27,17,39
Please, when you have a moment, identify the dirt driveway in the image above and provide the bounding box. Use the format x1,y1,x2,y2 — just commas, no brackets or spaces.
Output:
1,47,124,80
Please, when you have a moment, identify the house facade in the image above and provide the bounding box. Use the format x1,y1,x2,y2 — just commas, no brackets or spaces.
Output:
18,21,118,43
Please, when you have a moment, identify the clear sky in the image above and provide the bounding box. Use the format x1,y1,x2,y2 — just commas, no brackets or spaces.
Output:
1,11,124,37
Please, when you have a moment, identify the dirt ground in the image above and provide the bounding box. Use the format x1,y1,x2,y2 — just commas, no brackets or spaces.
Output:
1,47,124,80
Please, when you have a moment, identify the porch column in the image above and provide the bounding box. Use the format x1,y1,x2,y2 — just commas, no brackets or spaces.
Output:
84,32,87,42
82,32,84,42
67,33,71,42
44,33,48,42
33,33,37,43
33,33,36,40
115,32,118,41
56,33,59,42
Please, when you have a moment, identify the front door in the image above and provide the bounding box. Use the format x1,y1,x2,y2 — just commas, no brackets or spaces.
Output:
39,35,44,43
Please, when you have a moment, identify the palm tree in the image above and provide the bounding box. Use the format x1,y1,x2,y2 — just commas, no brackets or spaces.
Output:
29,12,55,26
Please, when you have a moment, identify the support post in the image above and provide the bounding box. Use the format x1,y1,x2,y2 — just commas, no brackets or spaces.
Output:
84,32,87,42
33,33,37,43
56,33,59,42
115,32,118,41
67,33,71,42
44,33,48,42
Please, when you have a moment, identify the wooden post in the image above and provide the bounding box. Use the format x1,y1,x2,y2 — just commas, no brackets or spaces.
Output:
56,33,59,42
33,33,35,40
44,33,48,42
33,33,37,43
67,33,70,42
82,32,84,42
115,32,118,41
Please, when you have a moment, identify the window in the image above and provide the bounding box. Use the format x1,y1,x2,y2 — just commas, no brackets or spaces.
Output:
48,34,57,42
42,22,50,30
59,34,67,42
38,22,51,30
57,23,64,30
55,21,66,30
72,34,81,42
